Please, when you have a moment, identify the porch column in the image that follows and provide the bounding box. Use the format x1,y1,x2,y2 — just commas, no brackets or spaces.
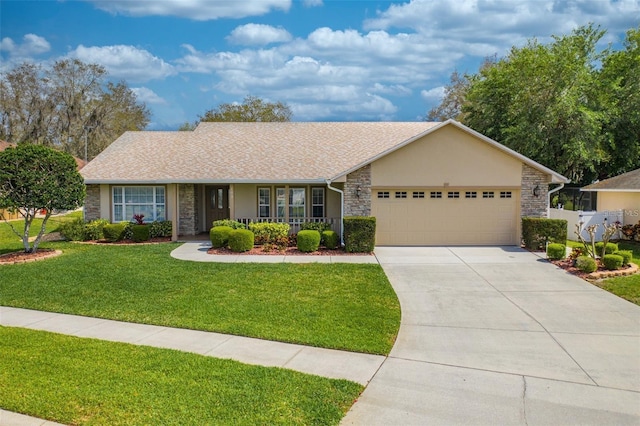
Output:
229,184,235,219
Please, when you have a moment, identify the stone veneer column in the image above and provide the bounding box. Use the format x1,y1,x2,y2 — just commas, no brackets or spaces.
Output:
178,184,198,236
84,184,101,221
521,164,550,217
344,164,372,216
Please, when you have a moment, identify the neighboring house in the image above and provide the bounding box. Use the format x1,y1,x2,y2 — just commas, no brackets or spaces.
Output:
581,168,640,225
80,120,568,246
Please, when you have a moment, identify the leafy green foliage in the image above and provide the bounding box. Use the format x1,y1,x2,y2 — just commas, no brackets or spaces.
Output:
1,327,363,425
131,225,150,243
103,223,127,242
149,220,172,238
300,222,332,233
595,241,619,257
228,229,254,252
323,230,339,249
521,217,568,250
199,95,292,123
249,222,290,245
576,255,597,273
343,216,376,253
0,144,85,252
210,226,233,248
211,219,247,229
84,219,110,240
602,254,624,270
297,230,321,253
59,218,86,241
546,243,566,260
614,250,633,266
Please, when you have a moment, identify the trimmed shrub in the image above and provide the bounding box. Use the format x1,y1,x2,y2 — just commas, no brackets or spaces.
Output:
602,254,623,271
249,222,290,245
575,256,597,273
210,226,233,248
131,224,150,243
103,223,127,242
84,218,110,240
297,230,321,253
60,217,86,241
614,250,633,266
212,219,246,229
149,220,172,238
228,229,254,252
121,222,134,240
344,216,376,253
546,243,566,260
300,222,332,234
595,242,618,256
522,217,567,250
322,230,339,249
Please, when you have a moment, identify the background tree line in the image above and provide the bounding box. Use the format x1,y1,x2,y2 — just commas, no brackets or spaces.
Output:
0,59,150,162
428,25,639,185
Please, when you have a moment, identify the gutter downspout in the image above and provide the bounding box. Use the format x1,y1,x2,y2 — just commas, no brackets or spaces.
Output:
547,183,565,218
326,179,345,247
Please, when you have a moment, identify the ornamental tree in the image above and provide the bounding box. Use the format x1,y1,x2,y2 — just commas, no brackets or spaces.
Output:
0,144,85,252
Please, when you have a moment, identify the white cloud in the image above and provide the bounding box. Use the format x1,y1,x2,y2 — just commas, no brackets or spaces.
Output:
132,87,167,105
302,0,323,7
86,0,291,20
0,33,50,56
421,87,445,101
227,24,292,46
69,45,176,82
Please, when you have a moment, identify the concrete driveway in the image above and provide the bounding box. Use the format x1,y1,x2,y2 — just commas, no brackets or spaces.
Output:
342,246,640,425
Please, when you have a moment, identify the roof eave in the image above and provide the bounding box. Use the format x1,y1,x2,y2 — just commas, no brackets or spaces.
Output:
84,178,329,185
581,188,640,192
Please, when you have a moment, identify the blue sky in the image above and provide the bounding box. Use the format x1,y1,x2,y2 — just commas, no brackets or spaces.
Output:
1,0,639,129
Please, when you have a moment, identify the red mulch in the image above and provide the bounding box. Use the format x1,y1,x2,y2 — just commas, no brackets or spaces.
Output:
550,258,638,280
207,246,371,256
0,249,61,265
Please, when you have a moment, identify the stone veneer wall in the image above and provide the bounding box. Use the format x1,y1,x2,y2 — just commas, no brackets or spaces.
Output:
84,184,101,221
178,184,199,235
344,164,372,216
521,164,550,217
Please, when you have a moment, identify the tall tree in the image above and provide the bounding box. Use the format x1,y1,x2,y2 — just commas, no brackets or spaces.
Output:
0,144,85,253
198,95,292,124
599,27,640,178
0,59,150,161
462,25,609,184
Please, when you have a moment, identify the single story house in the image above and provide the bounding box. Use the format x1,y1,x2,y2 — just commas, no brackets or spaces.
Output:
581,168,640,225
80,120,568,246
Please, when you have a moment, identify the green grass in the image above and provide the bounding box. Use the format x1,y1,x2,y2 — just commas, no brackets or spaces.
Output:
0,226,399,355
0,211,82,254
0,326,362,425
567,239,640,306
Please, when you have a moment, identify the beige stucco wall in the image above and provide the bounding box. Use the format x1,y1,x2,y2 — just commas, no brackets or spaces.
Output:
596,192,640,225
232,183,341,219
99,184,110,220
371,125,522,188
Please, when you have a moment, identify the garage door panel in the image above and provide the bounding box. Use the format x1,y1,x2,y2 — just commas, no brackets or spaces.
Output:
372,188,518,246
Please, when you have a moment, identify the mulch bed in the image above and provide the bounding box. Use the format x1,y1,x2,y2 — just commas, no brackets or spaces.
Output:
207,246,372,256
0,249,62,265
550,258,639,281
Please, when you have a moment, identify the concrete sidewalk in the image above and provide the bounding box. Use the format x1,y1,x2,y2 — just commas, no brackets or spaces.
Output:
170,241,379,263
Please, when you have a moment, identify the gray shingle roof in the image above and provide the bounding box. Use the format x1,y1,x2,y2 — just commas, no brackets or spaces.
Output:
81,122,439,183
582,168,640,192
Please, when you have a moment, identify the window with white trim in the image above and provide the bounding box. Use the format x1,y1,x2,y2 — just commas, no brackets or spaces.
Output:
258,188,270,218
289,188,305,219
276,188,286,219
112,186,165,222
311,187,324,218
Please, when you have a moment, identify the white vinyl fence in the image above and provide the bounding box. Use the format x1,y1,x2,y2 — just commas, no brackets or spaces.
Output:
549,208,624,242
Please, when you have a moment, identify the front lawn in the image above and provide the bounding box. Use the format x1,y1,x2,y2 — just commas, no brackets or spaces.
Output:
0,211,82,254
567,239,640,306
0,326,362,425
0,240,399,355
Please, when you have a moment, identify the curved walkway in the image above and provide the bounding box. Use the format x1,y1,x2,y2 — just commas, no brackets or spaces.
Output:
342,246,640,425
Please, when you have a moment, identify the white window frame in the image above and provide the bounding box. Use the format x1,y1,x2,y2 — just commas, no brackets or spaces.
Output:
289,187,306,219
112,186,165,223
258,187,271,218
311,187,324,218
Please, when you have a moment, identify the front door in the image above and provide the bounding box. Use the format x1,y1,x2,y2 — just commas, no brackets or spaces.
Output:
206,186,229,229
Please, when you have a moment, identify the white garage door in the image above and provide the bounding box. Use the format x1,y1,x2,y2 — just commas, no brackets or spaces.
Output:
372,188,519,246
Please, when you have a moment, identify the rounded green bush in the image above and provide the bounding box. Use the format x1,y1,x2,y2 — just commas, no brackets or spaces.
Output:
297,230,321,253
546,243,566,260
613,250,632,266
60,217,86,241
575,255,597,273
602,254,623,271
595,242,618,255
228,229,254,252
103,223,126,242
132,224,150,242
322,230,339,249
210,226,233,248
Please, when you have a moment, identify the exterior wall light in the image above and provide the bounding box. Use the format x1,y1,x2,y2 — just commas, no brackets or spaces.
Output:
355,186,362,198
533,184,540,197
